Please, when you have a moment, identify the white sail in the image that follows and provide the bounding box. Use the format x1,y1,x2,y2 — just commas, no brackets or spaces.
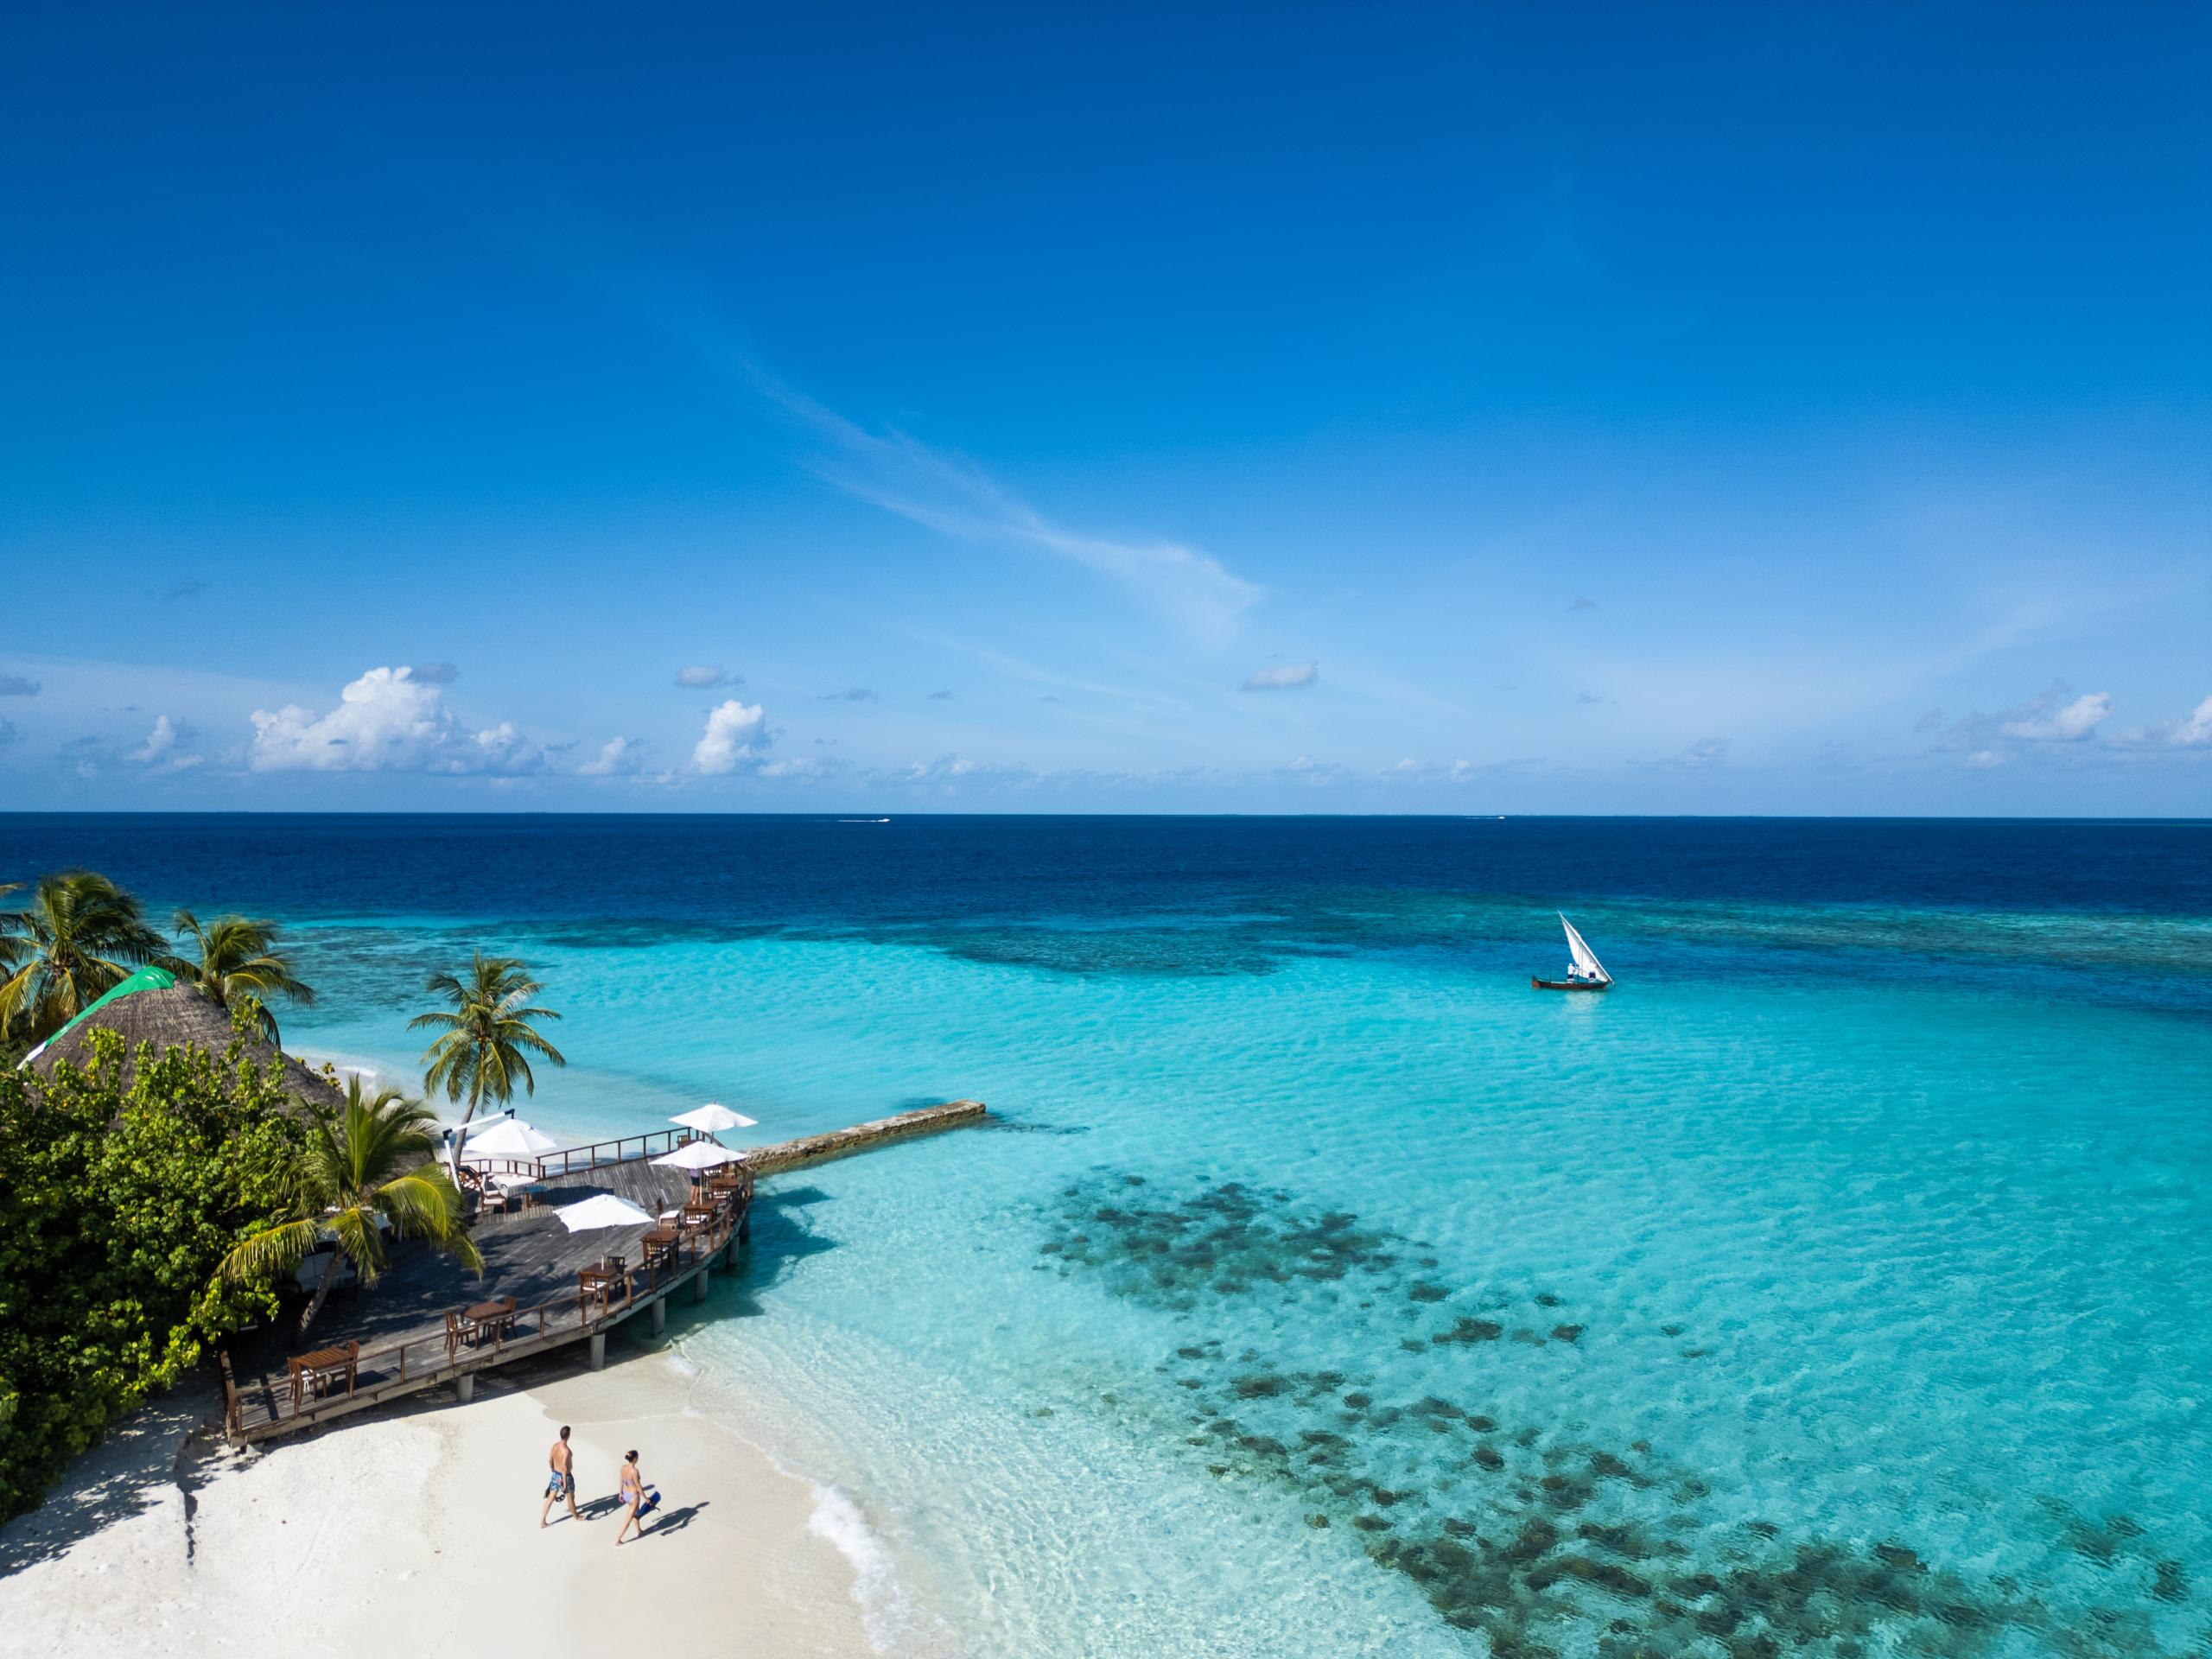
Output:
1560,913,1610,982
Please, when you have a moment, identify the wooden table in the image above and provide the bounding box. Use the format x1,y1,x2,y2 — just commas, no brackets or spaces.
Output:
289,1344,358,1407
576,1267,622,1315
465,1300,517,1343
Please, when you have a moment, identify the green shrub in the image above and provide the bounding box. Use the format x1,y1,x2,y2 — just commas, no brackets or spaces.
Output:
0,1012,299,1520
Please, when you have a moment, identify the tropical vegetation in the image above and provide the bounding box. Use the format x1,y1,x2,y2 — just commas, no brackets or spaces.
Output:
218,1078,480,1334
410,950,566,1124
167,909,318,1045
0,870,169,1047
0,1010,300,1522
0,868,576,1520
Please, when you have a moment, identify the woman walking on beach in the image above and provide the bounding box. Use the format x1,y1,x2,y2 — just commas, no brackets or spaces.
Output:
614,1449,646,1547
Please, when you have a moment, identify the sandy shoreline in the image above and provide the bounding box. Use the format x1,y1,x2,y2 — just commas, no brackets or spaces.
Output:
0,1351,888,1657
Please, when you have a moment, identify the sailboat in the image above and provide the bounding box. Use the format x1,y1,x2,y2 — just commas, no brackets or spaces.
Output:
1532,912,1613,991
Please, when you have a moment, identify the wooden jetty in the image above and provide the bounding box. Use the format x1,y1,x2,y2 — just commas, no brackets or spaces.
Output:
218,1099,985,1445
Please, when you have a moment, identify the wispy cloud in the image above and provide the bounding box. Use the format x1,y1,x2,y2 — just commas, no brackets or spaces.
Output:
677,664,741,689
1646,736,1731,771
164,576,207,601
824,688,877,702
409,661,459,684
1241,661,1318,691
0,674,39,697
760,382,1262,639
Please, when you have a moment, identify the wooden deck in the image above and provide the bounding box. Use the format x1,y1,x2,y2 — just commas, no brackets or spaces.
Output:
218,1098,987,1444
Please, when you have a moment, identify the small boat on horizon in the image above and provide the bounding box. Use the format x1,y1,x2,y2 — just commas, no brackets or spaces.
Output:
1532,912,1612,991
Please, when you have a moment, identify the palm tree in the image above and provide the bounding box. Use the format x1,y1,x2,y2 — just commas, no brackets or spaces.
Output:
217,1078,483,1334
168,910,318,1046
0,870,170,1046
410,951,566,1125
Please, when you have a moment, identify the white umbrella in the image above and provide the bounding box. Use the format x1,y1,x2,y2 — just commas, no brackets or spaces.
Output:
555,1193,654,1232
464,1119,563,1158
671,1103,757,1133
653,1140,741,1172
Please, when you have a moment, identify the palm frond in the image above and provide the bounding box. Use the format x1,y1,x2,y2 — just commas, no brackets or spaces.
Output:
216,1217,323,1285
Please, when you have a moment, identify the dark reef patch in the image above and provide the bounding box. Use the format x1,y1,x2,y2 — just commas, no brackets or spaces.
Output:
1038,1170,2197,1658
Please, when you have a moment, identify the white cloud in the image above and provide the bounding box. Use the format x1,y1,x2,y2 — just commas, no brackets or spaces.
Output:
1644,737,1730,771
127,715,203,772
1929,681,2116,764
1999,690,2111,742
576,736,639,775
2114,693,2212,749
887,754,983,783
2174,696,2212,747
692,700,768,773
248,666,540,773
1242,662,1318,691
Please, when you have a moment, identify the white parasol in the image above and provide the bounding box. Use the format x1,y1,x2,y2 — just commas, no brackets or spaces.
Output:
671,1103,757,1133
652,1140,742,1172
555,1194,654,1232
463,1119,562,1159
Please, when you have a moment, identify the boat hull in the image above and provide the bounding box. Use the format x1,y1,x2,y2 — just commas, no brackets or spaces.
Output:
1531,977,1611,991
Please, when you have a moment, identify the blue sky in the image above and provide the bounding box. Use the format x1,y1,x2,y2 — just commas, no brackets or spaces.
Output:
2,1,2206,813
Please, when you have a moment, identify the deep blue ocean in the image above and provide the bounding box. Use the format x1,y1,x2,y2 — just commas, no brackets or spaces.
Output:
6,814,2209,1657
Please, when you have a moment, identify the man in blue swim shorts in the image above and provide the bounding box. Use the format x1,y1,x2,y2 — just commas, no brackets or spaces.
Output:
539,1424,582,1527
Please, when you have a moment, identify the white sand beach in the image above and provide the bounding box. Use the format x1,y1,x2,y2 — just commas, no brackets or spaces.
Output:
0,1352,884,1657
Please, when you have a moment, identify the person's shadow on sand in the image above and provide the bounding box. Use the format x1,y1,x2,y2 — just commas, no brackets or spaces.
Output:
575,1493,626,1521
635,1500,708,1539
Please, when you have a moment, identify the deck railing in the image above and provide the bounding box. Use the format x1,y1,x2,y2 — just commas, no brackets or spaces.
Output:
461,1128,715,1180
221,1189,746,1439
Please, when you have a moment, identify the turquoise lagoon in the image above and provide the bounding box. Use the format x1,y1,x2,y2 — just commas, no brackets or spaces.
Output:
5,815,2206,1656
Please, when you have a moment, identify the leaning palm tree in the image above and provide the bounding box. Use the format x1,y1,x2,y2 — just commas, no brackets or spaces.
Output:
0,869,170,1045
217,1078,483,1334
168,909,317,1046
410,951,566,1125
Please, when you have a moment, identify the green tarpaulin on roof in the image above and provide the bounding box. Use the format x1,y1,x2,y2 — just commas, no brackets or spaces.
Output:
22,963,178,1065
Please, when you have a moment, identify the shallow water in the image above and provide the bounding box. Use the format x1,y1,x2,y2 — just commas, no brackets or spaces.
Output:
5,815,2208,1656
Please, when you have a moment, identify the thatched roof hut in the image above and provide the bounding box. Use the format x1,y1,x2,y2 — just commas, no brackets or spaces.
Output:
24,982,347,1116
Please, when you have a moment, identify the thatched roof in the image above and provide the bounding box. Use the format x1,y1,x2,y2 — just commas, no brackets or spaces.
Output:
24,985,347,1116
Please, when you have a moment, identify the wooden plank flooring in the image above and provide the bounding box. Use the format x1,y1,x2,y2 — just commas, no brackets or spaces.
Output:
224,1160,700,1435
